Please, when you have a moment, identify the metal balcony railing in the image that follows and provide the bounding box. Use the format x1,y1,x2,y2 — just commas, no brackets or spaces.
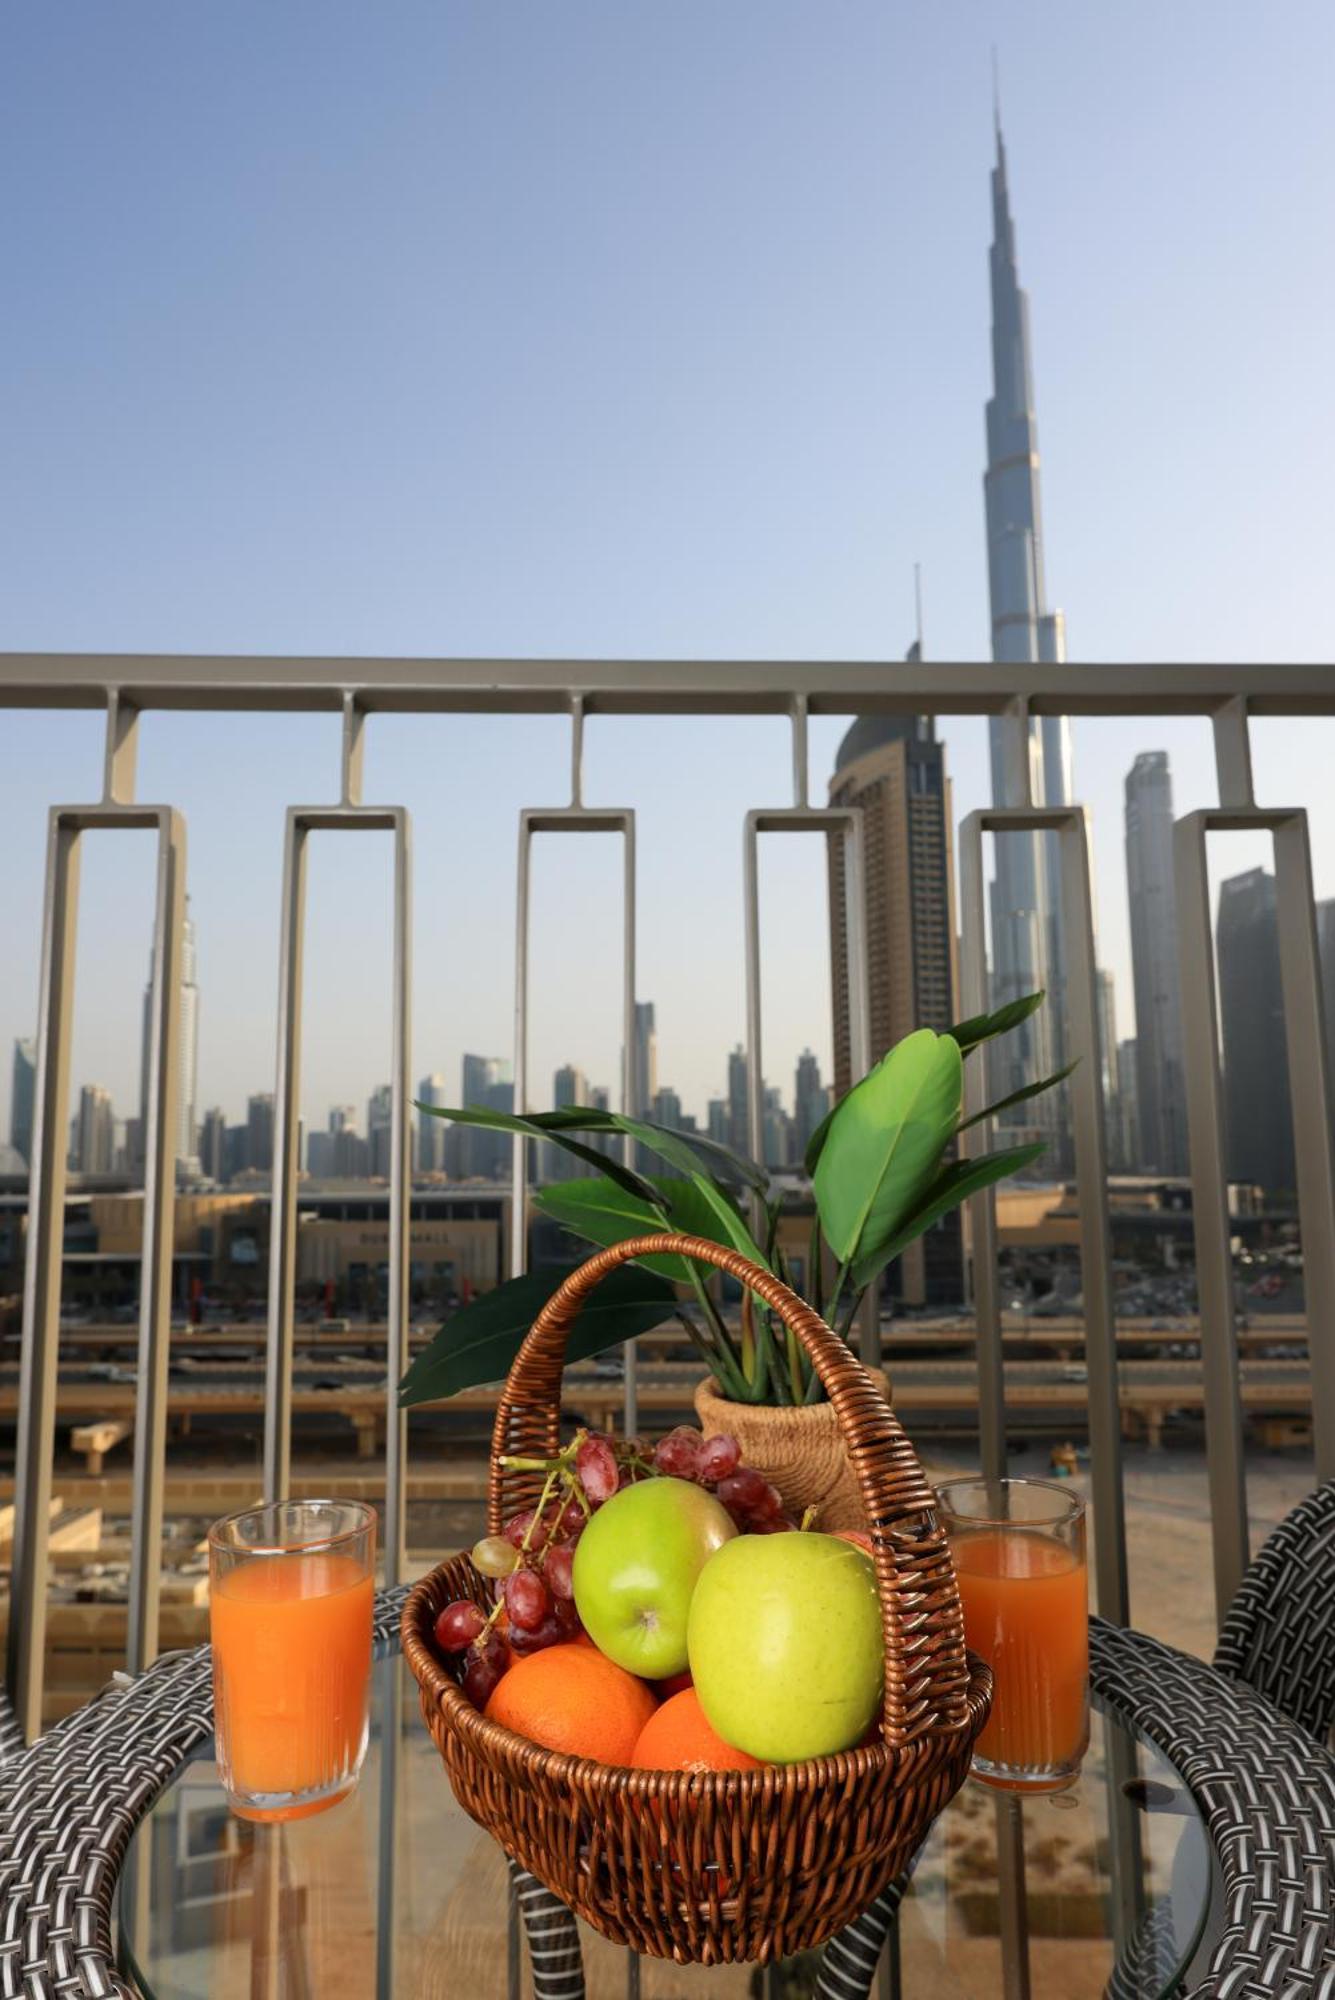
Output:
2,653,1334,1743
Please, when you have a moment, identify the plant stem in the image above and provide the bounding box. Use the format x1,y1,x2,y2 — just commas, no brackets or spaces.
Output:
739,1289,757,1386
684,1270,749,1400
830,1256,853,1333
809,1211,824,1318
784,1318,805,1405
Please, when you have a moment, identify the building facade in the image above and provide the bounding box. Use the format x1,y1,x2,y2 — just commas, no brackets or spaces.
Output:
1124,752,1189,1172
9,1039,35,1167
983,124,1071,1156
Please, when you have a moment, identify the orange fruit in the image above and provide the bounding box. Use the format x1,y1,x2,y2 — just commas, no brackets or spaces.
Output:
485,1643,656,1764
631,1689,764,1773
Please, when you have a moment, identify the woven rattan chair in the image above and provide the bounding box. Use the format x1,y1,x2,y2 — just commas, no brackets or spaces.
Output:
1212,1478,1335,1742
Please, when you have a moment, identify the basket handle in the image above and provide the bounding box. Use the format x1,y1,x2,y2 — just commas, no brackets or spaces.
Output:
487,1233,972,1749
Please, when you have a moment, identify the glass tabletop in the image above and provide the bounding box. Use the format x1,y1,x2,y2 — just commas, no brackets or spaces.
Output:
117,1647,1210,2000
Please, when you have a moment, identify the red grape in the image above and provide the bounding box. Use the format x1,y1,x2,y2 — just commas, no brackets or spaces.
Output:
653,1426,703,1479
575,1435,618,1505
718,1467,768,1514
505,1567,551,1632
503,1509,535,1548
434,1598,485,1653
461,1637,506,1707
753,1480,785,1522
509,1611,565,1656
698,1433,741,1484
751,1515,794,1534
554,1596,583,1639
545,1542,576,1601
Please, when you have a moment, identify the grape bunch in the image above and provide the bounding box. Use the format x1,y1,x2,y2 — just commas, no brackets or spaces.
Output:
432,1422,790,1705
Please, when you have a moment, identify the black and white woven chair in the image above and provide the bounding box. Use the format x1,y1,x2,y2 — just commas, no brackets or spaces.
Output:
1213,1477,1335,1743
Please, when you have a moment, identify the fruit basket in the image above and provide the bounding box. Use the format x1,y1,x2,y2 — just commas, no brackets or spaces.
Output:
401,1234,991,1965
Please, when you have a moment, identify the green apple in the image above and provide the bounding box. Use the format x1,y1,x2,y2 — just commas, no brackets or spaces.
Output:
572,1477,735,1678
688,1532,883,1761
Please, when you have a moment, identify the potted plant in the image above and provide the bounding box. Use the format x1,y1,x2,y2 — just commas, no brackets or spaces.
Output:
400,993,1064,1527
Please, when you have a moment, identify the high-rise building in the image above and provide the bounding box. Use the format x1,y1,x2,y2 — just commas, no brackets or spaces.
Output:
651,1085,683,1130
725,1046,749,1157
367,1084,393,1179
417,1073,448,1174
9,1038,35,1166
139,902,200,1179
706,1098,728,1146
246,1092,275,1174
630,1004,657,1116
541,1064,588,1183
199,1105,227,1181
793,1050,829,1164
762,1087,793,1169
1217,869,1294,1197
983,121,1070,1155
458,1056,512,1179
1124,753,1188,1173
827,694,963,1303
1115,1040,1141,1173
75,1085,115,1175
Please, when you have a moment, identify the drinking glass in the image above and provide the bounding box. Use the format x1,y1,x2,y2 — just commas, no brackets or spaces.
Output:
936,1476,1088,1790
208,1499,376,1821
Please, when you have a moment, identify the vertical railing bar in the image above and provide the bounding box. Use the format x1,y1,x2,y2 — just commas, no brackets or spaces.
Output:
958,814,1006,1485
1173,812,1251,1619
621,812,638,1441
126,810,186,1676
510,817,533,1282
742,814,765,1169
341,692,366,808
264,812,308,1506
569,694,586,809
790,693,810,809
1057,809,1129,1625
102,689,139,805
1273,812,1335,1484
840,813,875,1367
383,811,413,1586
7,813,80,1741
1211,697,1255,810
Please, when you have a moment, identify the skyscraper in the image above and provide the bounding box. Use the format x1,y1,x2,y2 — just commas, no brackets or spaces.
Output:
827,696,963,1304
761,1086,792,1169
629,1005,658,1173
726,1046,749,1157
367,1084,393,1179
417,1072,448,1174
1124,753,1189,1173
9,1038,35,1166
138,901,200,1178
459,1055,512,1179
1115,1039,1141,1173
544,1064,588,1182
1217,869,1294,1196
246,1092,275,1174
793,1050,829,1162
75,1085,115,1175
651,1085,683,1129
983,121,1070,1145
199,1105,227,1181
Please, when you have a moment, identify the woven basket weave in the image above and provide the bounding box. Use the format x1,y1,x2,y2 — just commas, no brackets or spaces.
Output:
401,1234,991,1966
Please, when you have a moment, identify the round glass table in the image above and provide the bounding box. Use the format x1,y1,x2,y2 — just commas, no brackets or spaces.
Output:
117,1647,1210,2000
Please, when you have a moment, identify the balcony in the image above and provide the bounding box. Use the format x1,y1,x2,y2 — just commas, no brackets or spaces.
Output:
1,655,1334,1997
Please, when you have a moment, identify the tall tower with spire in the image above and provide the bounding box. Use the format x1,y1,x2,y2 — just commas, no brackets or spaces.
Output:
984,117,1072,1146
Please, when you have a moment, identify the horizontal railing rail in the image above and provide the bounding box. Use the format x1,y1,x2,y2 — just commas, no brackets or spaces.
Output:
3,654,1334,1745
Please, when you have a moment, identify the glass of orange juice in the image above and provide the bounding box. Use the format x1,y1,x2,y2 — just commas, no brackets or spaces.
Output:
208,1499,376,1822
937,1477,1088,1791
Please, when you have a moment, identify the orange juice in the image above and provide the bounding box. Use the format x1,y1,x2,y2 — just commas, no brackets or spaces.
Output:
952,1527,1088,1780
211,1550,373,1819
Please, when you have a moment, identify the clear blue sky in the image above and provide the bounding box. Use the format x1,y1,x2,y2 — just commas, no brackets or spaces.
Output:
3,2,1334,1140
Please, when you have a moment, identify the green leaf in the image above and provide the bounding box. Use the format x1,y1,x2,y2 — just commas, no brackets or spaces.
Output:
957,1062,1076,1133
947,990,1046,1056
849,1141,1046,1290
607,1117,771,1270
532,1177,731,1283
412,1101,662,1205
532,1108,768,1195
397,1264,678,1406
802,1099,838,1177
814,1028,963,1266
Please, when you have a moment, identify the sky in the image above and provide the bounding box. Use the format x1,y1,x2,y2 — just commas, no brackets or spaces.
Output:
3,2,1335,1144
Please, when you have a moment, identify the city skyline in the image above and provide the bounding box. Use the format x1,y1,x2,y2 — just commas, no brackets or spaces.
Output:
4,8,1335,1140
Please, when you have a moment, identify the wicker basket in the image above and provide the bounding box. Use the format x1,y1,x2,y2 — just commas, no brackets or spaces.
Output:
401,1234,992,1966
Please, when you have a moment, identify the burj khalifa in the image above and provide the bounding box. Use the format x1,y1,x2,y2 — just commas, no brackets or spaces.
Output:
984,120,1072,1142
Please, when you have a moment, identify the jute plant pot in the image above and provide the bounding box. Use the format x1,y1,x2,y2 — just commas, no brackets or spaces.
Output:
694,1367,893,1534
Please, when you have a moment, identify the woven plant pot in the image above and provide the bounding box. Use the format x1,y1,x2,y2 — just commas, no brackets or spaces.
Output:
694,1368,893,1535
402,1234,990,1968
